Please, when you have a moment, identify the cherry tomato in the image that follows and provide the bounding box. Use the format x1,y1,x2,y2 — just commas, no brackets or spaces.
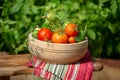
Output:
65,23,78,37
68,36,76,43
37,28,52,41
52,33,68,43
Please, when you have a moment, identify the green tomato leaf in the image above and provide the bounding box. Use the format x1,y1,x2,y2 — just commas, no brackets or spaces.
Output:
87,29,96,40
21,3,30,14
99,0,109,3
110,0,118,16
107,44,113,56
31,6,39,14
10,3,22,14
108,23,115,34
76,30,86,42
116,43,120,53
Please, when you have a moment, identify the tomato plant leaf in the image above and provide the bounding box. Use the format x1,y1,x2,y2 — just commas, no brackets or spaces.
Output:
116,43,120,53
10,3,22,14
110,0,118,16
99,0,109,3
87,29,96,40
31,6,39,14
21,3,30,14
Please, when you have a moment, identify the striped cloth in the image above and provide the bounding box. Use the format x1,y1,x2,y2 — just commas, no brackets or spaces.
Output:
27,51,93,80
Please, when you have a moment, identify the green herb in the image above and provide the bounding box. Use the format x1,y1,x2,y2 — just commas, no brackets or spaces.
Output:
76,26,87,42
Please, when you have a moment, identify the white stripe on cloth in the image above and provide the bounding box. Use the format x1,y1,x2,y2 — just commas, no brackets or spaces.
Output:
44,63,50,70
61,65,68,79
48,64,54,72
57,65,65,78
34,60,40,67
52,64,57,73
71,62,80,80
50,74,61,80
55,65,60,75
40,70,46,78
40,62,46,69
43,63,69,80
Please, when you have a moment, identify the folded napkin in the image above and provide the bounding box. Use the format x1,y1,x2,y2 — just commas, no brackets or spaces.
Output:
27,50,93,80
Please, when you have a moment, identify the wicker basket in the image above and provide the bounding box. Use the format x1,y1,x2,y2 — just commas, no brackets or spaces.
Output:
28,33,88,64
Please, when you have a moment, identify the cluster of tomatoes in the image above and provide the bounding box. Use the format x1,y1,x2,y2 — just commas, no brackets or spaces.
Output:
37,23,79,43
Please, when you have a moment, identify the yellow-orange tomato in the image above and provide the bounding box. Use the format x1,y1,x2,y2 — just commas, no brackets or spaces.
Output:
68,36,76,43
52,33,68,43
65,23,78,37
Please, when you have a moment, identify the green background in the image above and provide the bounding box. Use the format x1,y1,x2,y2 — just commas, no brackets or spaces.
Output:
0,0,120,59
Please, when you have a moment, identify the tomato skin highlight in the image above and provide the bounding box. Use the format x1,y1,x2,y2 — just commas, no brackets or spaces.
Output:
65,23,78,37
52,33,68,43
68,36,76,43
37,28,52,41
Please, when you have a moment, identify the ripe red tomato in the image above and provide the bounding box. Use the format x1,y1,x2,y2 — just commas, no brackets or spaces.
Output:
52,33,68,43
65,23,78,37
37,28,52,41
68,36,76,43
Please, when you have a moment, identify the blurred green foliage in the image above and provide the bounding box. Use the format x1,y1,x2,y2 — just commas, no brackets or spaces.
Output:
0,0,120,59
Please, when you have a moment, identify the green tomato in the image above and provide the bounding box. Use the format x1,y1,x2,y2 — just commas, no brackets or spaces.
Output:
46,12,56,21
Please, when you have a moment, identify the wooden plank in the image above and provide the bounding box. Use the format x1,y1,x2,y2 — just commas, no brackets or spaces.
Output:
0,54,32,77
0,76,10,80
0,66,30,76
13,68,33,75
0,54,30,67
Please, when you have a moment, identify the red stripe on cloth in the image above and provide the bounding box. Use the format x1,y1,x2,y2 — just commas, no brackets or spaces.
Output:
85,63,93,80
34,67,52,80
64,65,72,80
26,56,38,67
34,68,41,77
26,56,41,67
43,70,49,78
33,56,46,69
46,72,52,80
64,64,78,80
39,62,46,69
76,61,87,80
84,51,93,80
33,56,38,62
75,51,93,80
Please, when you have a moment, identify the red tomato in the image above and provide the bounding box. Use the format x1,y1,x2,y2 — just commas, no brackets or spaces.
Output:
68,36,76,43
65,23,78,37
37,28,52,41
52,33,68,43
